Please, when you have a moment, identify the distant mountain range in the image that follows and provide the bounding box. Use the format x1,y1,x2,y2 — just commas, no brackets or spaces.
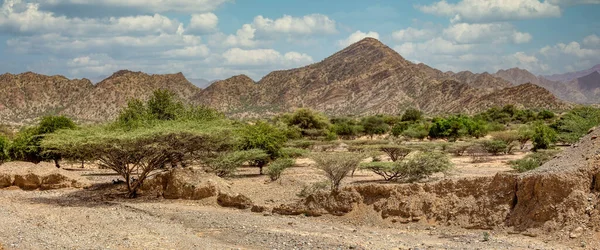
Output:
1,38,597,125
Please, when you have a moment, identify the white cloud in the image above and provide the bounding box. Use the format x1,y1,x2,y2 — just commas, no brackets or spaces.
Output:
36,0,231,13
392,28,436,42
224,24,258,47
583,34,600,47
394,37,474,57
0,1,181,36
417,0,561,23
222,48,313,67
443,23,532,44
541,41,600,58
337,30,379,47
547,0,600,5
252,14,337,37
161,45,210,58
187,13,218,34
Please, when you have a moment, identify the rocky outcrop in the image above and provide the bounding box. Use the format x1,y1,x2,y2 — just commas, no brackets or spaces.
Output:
0,162,91,190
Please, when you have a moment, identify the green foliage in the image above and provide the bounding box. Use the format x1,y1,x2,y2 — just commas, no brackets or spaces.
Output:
401,109,423,122
429,116,470,140
238,121,288,174
266,158,295,181
284,108,330,131
552,107,600,143
402,123,429,140
391,122,410,137
536,110,556,120
379,145,412,162
208,149,269,177
361,116,390,138
147,89,184,121
8,116,77,166
0,135,9,164
481,140,508,155
532,122,557,151
446,142,474,156
285,140,315,149
117,99,150,128
364,152,453,182
330,118,362,139
280,147,309,158
311,152,364,192
517,125,535,149
490,130,520,153
510,150,560,172
324,130,338,141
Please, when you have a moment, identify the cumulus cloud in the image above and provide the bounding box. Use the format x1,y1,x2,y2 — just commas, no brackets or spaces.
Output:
417,0,561,23
392,28,436,42
252,14,337,37
187,13,218,34
394,37,474,57
222,48,313,67
35,0,231,14
583,34,600,47
443,23,532,44
223,24,258,47
337,30,379,47
541,41,600,58
161,45,211,58
547,0,600,5
0,1,181,36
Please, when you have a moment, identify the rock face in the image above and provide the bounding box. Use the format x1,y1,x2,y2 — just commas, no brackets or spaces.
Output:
0,162,91,190
197,38,568,117
62,70,201,122
276,128,600,239
0,72,93,125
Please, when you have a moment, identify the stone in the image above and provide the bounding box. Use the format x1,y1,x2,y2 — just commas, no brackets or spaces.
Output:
570,227,584,239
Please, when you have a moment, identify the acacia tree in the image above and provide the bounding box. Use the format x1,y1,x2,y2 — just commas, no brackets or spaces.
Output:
238,121,288,174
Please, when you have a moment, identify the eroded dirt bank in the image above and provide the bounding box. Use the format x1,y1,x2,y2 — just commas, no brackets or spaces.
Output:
277,128,600,243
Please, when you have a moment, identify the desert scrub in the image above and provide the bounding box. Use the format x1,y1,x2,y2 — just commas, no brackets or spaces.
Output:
297,181,330,198
0,135,9,164
311,152,364,192
481,140,508,155
265,158,295,181
207,149,269,177
510,150,560,172
280,147,309,158
363,152,453,182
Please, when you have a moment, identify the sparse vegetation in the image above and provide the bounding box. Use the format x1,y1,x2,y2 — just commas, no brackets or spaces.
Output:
265,158,295,181
311,152,363,192
0,135,9,164
363,151,452,182
510,150,560,172
238,121,288,174
532,122,557,151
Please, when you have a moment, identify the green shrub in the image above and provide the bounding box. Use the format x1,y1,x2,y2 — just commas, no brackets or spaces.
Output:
401,109,423,122
285,140,315,149
365,152,452,182
324,130,338,141
446,142,474,156
517,125,534,149
0,135,9,164
265,158,295,181
208,149,269,177
481,140,508,155
402,123,429,140
280,147,309,158
238,122,288,174
360,162,402,181
379,145,412,162
536,110,556,120
361,116,390,138
510,150,560,172
330,119,362,139
391,122,410,137
284,108,330,131
532,122,557,151
311,152,364,192
490,131,520,153
487,122,506,132
553,107,600,143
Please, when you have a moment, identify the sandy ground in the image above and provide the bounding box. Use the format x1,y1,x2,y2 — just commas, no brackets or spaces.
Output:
0,152,579,250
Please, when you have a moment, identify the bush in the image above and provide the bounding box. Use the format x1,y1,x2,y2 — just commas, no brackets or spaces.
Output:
297,181,330,198
147,89,185,121
536,110,556,120
401,109,423,122
517,125,534,149
379,145,412,162
532,122,557,151
0,135,9,164
361,116,390,138
284,108,330,131
280,147,309,158
481,140,508,155
490,131,520,153
330,119,362,139
285,140,315,149
324,130,338,141
553,107,600,143
365,152,453,182
402,123,429,140
446,142,474,156
238,121,288,174
207,149,269,177
311,152,364,192
400,152,452,182
265,158,295,181
510,150,560,172
391,122,410,137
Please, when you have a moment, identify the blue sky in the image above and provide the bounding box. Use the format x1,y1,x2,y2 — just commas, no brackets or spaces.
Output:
0,0,599,83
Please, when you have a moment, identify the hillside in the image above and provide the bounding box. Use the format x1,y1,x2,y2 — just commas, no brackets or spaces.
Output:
61,70,201,122
0,72,93,125
197,38,568,116
544,64,600,82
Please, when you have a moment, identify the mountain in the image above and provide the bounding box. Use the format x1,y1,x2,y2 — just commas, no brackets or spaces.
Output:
494,68,540,86
197,38,568,116
0,72,93,125
61,70,201,122
544,64,600,82
188,78,211,89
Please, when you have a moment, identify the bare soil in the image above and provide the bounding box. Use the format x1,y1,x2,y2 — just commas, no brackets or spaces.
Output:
0,144,595,249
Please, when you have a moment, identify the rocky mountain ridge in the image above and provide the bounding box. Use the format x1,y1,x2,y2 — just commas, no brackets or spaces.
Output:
0,38,574,125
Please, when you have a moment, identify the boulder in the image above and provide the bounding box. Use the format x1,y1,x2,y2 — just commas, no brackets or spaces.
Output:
0,162,90,190
217,192,253,209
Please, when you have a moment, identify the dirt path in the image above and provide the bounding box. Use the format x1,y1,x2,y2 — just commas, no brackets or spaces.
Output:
0,188,572,250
